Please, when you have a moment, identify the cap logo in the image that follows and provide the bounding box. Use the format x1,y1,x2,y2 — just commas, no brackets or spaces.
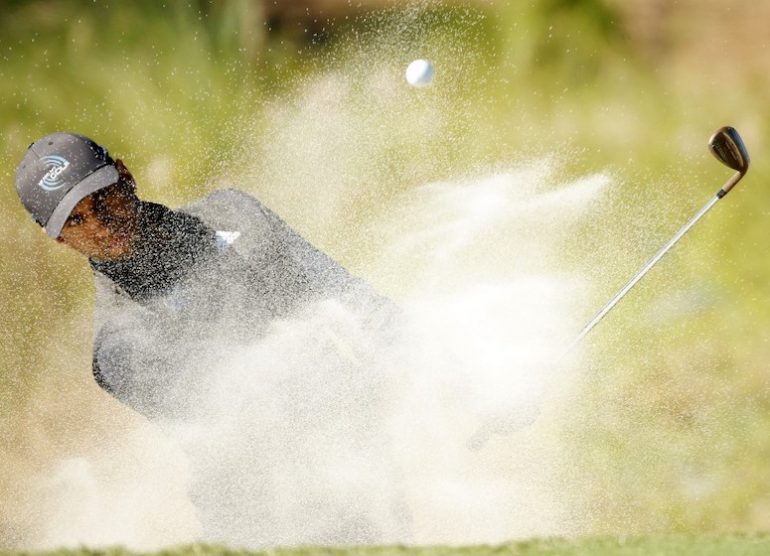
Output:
38,155,71,191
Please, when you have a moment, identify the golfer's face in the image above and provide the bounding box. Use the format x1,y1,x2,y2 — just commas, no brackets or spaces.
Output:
57,184,139,260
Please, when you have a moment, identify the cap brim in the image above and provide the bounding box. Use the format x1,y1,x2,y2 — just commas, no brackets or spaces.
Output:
45,164,120,238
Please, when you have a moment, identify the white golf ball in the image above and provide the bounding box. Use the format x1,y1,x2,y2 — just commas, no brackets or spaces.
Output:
405,59,434,87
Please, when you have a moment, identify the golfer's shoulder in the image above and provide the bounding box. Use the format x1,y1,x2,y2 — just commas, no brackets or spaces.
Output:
179,188,274,232
181,188,268,218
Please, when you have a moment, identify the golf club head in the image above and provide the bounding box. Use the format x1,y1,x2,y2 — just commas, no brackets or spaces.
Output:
708,126,749,196
709,126,750,174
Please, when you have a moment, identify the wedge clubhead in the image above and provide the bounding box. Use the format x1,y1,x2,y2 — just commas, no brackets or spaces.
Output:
709,126,750,196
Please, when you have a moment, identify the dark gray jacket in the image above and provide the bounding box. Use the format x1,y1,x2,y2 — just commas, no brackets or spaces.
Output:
90,189,395,420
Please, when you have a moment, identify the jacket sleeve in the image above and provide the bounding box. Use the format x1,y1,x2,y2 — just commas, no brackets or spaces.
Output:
91,272,204,419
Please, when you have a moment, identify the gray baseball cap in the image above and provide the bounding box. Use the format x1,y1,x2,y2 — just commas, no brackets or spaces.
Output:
15,132,119,238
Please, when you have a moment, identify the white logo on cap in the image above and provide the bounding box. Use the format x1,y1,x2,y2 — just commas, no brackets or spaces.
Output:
38,155,71,191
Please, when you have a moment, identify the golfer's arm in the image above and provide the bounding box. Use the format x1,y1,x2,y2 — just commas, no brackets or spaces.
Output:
92,322,184,419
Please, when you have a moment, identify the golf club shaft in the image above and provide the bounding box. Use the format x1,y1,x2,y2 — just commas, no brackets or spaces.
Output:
563,192,722,357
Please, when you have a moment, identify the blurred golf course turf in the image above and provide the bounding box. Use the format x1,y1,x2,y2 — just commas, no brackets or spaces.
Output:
2,0,770,549
6,534,770,555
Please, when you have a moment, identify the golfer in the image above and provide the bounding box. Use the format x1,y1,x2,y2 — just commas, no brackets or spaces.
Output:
15,132,397,421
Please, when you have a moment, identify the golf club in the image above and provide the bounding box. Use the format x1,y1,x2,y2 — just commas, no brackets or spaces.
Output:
563,126,750,356
467,127,750,452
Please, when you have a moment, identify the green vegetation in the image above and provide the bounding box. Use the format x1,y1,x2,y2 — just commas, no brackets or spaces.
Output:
2,0,770,550
7,534,770,556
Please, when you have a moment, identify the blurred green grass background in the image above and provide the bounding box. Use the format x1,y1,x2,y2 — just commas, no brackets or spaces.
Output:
1,0,770,548
6,534,770,556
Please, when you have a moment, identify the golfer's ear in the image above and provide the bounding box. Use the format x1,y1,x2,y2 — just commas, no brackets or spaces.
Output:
114,159,137,191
